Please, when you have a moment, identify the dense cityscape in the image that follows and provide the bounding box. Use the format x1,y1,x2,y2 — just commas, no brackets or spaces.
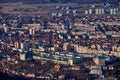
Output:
0,0,120,80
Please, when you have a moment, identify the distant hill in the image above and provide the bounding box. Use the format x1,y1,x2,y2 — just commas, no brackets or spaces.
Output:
0,0,119,5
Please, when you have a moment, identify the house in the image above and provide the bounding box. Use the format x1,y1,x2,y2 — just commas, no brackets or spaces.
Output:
90,65,102,75
71,65,80,70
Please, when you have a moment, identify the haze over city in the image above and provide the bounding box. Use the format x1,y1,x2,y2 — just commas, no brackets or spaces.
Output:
0,0,120,80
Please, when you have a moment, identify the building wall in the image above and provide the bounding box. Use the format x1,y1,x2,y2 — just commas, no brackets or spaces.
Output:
93,58,105,66
20,54,25,60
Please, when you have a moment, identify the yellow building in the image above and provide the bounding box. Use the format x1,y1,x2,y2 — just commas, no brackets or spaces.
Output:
20,53,25,60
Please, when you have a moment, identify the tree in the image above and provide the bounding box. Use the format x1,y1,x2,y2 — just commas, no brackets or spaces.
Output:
25,51,34,59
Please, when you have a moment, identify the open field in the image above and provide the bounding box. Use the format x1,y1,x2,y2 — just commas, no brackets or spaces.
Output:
0,3,77,15
0,2,120,16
